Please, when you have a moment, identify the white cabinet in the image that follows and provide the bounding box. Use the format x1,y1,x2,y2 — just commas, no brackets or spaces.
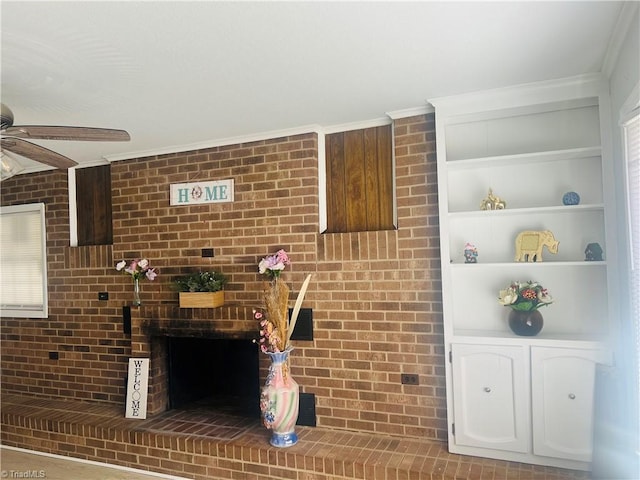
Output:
432,74,617,470
451,342,608,468
451,344,529,453
531,346,607,462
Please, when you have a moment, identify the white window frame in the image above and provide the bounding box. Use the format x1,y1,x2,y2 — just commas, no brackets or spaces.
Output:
620,85,640,459
0,203,49,318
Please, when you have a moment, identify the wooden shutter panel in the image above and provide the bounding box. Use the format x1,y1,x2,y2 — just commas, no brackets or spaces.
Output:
76,165,113,245
325,125,394,233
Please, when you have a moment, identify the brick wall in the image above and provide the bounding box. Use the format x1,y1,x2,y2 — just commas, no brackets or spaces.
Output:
0,114,447,441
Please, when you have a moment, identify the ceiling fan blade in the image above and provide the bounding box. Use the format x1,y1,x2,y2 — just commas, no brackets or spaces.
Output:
1,137,78,169
4,125,130,142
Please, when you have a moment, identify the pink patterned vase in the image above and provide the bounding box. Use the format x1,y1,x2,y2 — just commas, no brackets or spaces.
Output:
260,347,299,447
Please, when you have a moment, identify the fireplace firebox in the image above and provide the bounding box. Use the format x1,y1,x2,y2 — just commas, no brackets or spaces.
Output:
167,337,260,418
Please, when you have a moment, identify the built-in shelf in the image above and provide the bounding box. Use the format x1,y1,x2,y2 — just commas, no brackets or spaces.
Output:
449,261,607,267
448,204,605,218
452,329,607,349
446,146,602,170
431,74,615,470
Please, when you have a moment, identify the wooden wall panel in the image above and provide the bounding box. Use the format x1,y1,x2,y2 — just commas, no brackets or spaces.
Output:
377,125,394,228
325,124,393,233
344,130,367,231
326,133,347,232
76,165,112,246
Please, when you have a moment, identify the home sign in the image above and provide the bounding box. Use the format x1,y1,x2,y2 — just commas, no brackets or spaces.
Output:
170,179,234,206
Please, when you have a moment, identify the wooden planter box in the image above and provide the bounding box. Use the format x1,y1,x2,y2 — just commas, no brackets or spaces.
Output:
179,291,225,308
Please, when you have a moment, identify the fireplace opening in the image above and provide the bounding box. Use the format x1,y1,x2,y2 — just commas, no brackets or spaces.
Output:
167,337,260,418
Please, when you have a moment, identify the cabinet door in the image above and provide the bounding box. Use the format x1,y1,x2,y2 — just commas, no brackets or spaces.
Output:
451,344,529,453
531,346,603,462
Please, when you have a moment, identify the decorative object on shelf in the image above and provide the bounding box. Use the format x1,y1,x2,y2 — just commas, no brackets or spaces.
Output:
514,230,559,262
584,242,603,261
174,270,227,308
480,188,506,210
178,291,224,308
116,258,158,306
255,249,312,447
498,280,553,336
562,191,581,206
464,242,478,263
507,310,545,336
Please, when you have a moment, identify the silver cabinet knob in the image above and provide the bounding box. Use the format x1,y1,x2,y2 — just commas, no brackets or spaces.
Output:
568,393,576,400
484,387,491,393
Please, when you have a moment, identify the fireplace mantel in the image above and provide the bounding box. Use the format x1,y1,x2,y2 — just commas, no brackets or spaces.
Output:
134,304,257,340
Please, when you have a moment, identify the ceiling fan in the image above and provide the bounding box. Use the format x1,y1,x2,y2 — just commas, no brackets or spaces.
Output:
1,103,130,177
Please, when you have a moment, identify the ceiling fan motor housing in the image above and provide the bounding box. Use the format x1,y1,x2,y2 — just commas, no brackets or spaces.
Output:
1,103,15,130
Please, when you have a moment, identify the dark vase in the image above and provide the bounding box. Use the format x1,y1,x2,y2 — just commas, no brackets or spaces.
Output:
508,309,544,336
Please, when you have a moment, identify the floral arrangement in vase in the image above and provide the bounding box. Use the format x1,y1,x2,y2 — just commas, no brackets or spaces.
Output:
116,258,158,306
255,249,313,353
116,258,159,281
256,254,290,351
254,249,312,448
498,280,552,311
258,248,291,280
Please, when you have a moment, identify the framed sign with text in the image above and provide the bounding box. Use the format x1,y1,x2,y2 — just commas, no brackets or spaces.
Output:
170,179,234,206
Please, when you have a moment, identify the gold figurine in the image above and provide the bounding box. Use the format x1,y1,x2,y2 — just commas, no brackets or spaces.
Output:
480,188,506,210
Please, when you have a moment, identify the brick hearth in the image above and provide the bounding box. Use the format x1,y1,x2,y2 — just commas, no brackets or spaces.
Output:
1,394,589,480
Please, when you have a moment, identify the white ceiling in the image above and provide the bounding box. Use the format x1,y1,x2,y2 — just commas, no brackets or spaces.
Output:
1,1,625,173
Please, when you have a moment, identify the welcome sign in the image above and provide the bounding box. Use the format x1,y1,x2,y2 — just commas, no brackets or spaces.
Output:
125,357,149,419
170,179,234,206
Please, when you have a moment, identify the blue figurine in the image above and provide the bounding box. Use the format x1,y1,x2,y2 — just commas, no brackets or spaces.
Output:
563,191,580,206
585,243,603,261
464,243,478,263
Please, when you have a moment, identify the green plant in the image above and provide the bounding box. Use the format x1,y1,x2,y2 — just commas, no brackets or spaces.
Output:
174,271,227,292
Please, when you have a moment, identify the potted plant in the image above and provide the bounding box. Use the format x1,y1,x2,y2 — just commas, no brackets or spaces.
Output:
174,270,228,308
498,280,553,336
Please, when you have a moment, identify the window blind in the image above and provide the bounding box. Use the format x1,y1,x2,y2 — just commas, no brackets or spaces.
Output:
0,203,48,317
623,111,639,406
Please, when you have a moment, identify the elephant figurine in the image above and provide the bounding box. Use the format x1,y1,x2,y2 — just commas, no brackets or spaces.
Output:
514,230,559,262
480,188,506,210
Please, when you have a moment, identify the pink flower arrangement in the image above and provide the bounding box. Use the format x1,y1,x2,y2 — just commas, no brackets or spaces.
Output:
254,309,282,353
116,258,158,281
258,249,290,280
254,249,312,353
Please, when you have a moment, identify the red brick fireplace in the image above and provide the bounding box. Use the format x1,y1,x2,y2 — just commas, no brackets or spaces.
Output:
130,304,263,416
1,114,448,442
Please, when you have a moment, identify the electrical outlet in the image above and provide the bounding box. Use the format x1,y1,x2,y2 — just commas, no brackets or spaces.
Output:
401,373,419,385
98,292,109,301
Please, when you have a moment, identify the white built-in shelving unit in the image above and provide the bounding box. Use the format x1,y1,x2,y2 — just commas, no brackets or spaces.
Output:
430,74,617,470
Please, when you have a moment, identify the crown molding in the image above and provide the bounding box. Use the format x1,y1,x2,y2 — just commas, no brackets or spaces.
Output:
602,2,639,78
386,105,434,120
103,124,324,162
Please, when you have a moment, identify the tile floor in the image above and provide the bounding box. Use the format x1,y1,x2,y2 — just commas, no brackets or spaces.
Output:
1,393,591,479
0,446,188,480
